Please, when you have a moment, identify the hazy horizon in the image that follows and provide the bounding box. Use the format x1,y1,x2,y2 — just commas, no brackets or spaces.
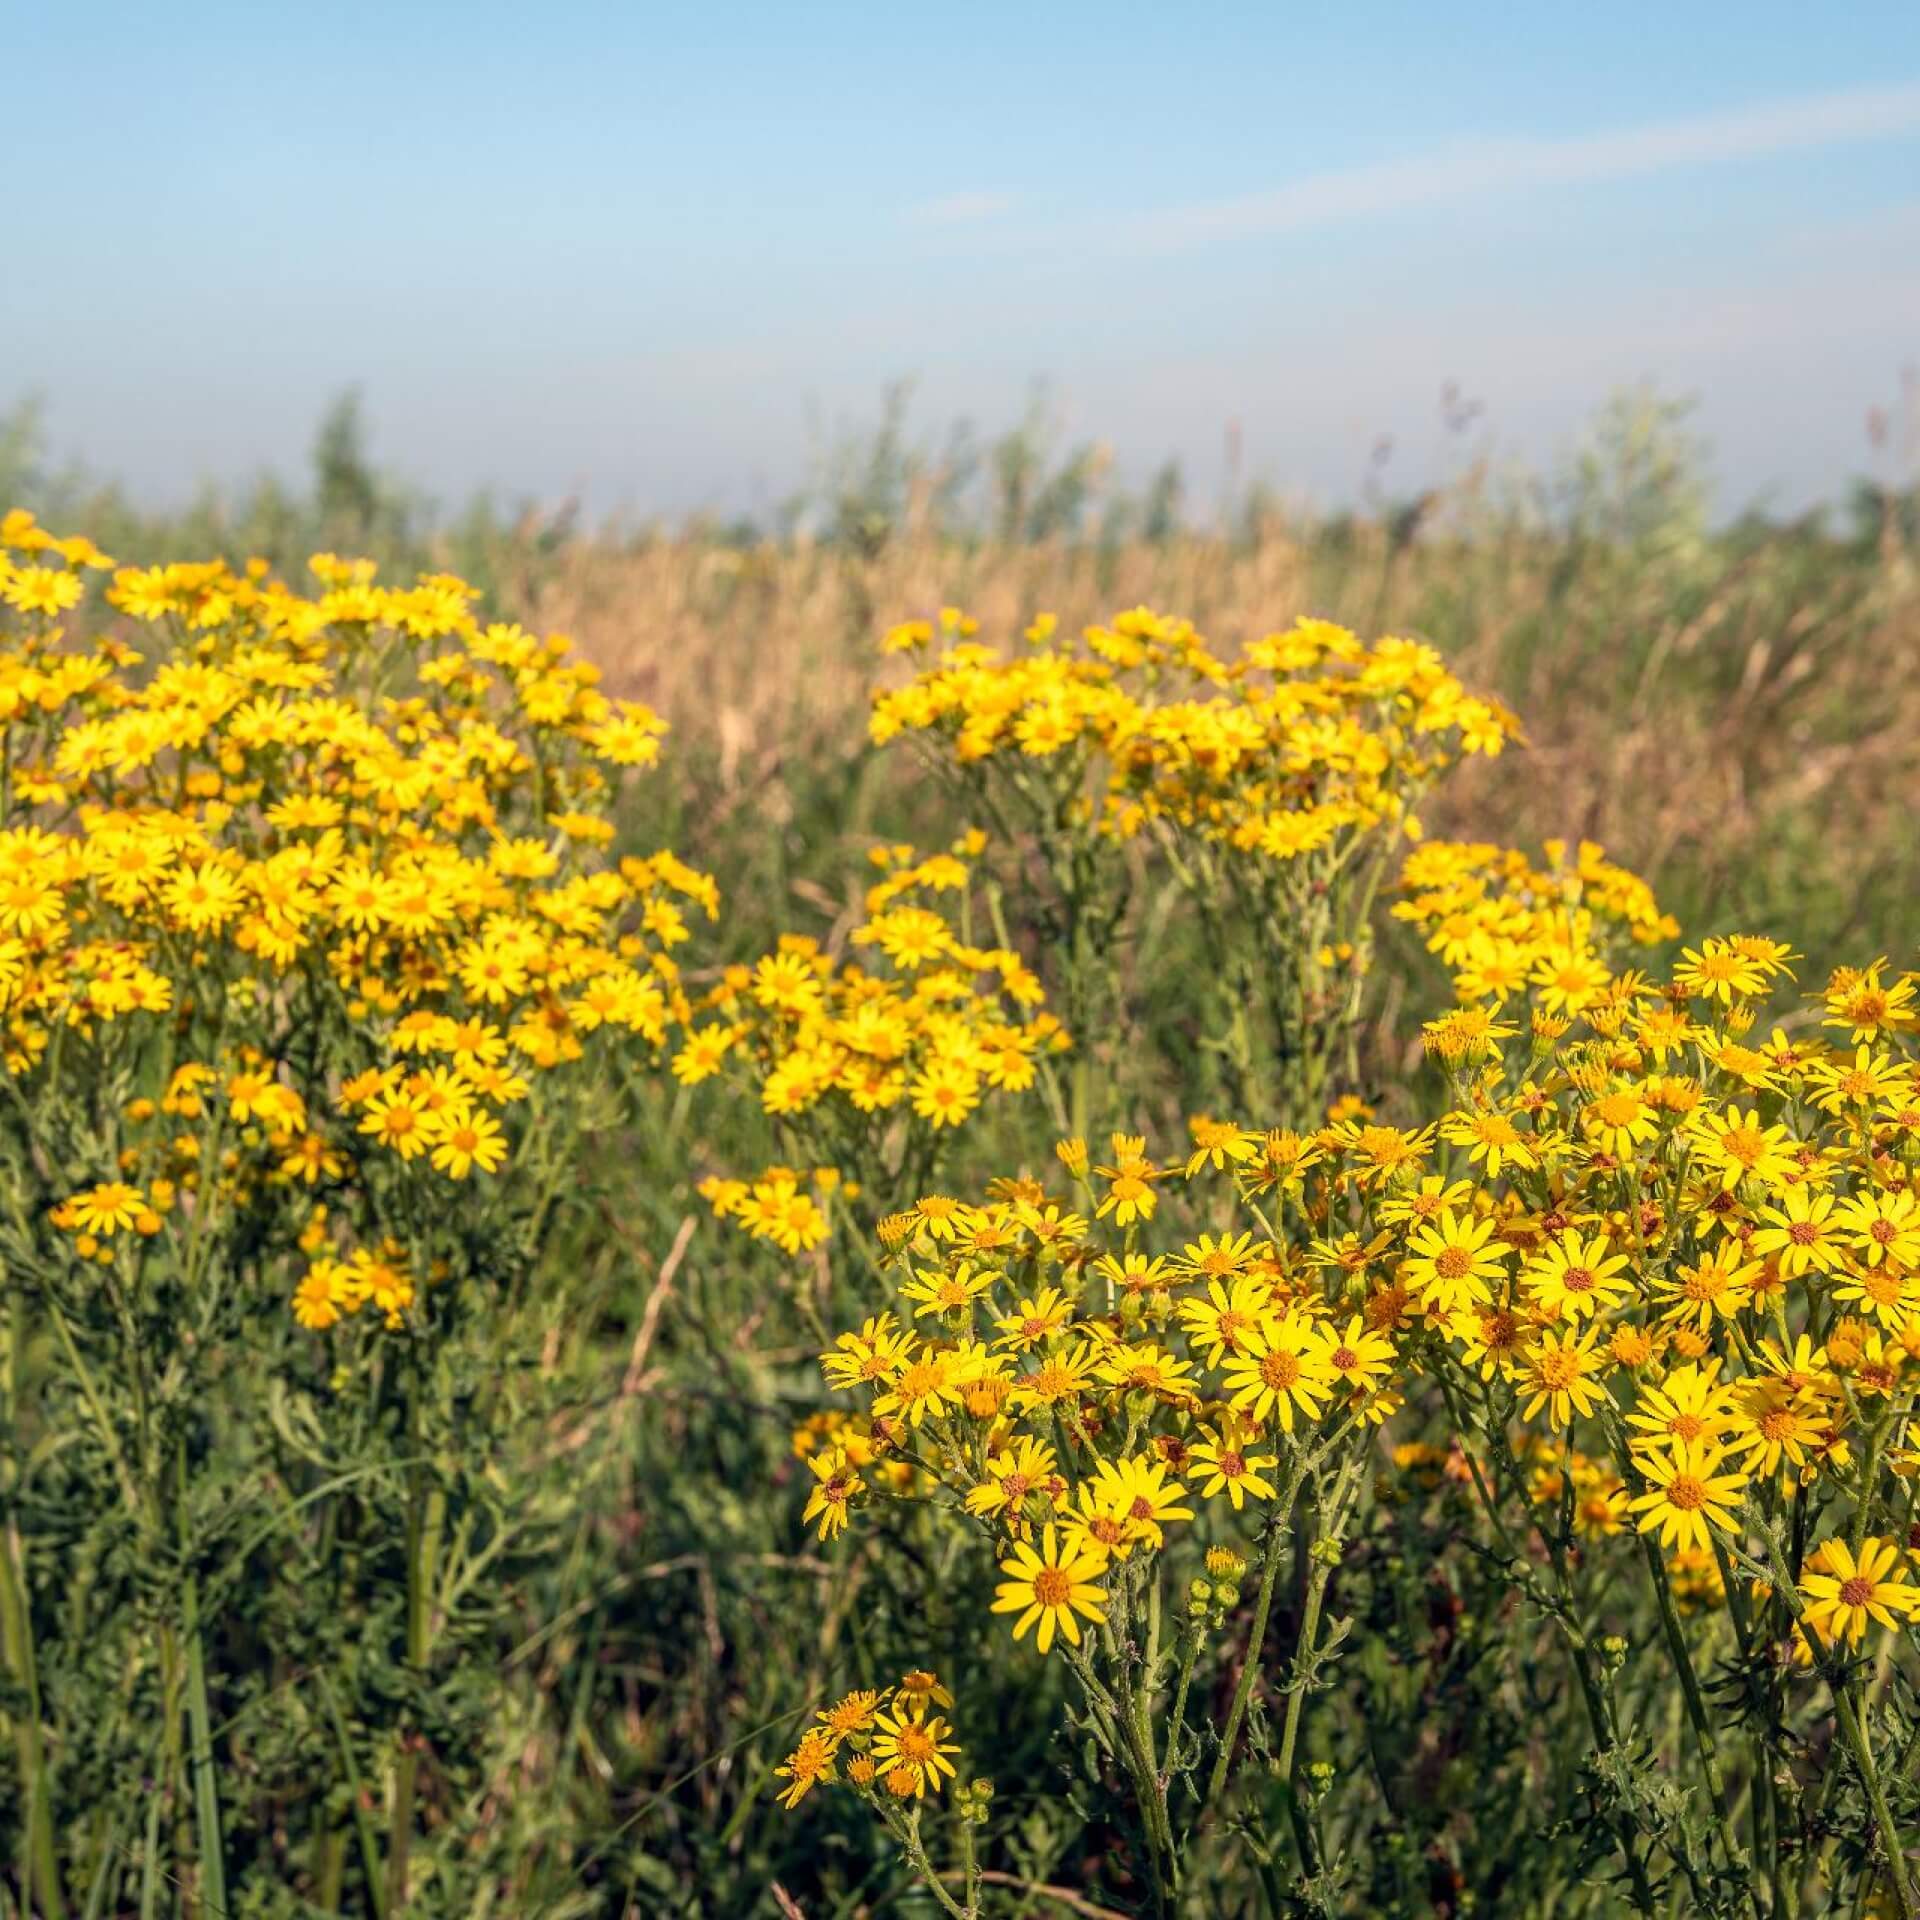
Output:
6,1,1917,523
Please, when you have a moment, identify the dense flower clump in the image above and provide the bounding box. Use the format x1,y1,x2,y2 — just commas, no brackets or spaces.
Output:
0,510,715,1916
745,605,1920,1920
9,521,1919,1918
871,606,1517,857
0,508,712,1332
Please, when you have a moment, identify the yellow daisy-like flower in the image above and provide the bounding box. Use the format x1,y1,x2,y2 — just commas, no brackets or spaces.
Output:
1625,1441,1749,1554
1220,1312,1337,1432
1085,1453,1195,1547
991,1524,1110,1653
868,1708,961,1797
993,1285,1074,1350
773,1730,837,1808
1835,1189,1920,1269
963,1435,1060,1528
900,1260,995,1318
1440,1107,1539,1178
1177,1273,1279,1364
1689,1106,1797,1193
801,1448,861,1540
1624,1361,1740,1449
1650,1249,1760,1332
1402,1208,1512,1315
1749,1187,1845,1278
815,1688,882,1745
1187,1431,1279,1509
1321,1315,1396,1393
1580,1087,1660,1162
65,1180,146,1236
1523,1231,1636,1322
1798,1535,1920,1648
1518,1325,1613,1428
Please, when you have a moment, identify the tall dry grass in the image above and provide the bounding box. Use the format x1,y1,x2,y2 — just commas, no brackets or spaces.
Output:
513,503,1918,969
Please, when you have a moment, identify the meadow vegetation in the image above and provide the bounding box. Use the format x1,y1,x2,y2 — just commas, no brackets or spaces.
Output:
1,386,1919,1918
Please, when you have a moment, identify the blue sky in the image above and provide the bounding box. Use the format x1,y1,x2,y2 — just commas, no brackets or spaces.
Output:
5,1,1918,517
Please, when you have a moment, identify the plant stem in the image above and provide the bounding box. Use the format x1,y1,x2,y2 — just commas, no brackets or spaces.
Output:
178,1442,228,1920
2,1517,63,1919
1836,1684,1916,1920
387,1427,445,1914
1204,1445,1314,1806
1636,1529,1759,1913
1273,1442,1364,1792
892,1805,970,1919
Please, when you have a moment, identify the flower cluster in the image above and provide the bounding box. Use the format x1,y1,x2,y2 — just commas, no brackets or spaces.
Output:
779,873,1920,1906
872,608,1517,860
869,610,1526,1132
774,1669,968,1808
687,842,1064,1254
0,509,712,1334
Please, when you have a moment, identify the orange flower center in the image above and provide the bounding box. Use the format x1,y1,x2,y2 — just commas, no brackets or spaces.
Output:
1537,1351,1579,1390
1260,1350,1302,1389
1033,1568,1073,1607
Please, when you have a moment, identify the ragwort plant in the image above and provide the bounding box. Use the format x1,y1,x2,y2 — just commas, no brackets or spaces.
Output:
868,606,1519,1131
0,510,711,1914
9,501,1920,1920
744,607,1920,1919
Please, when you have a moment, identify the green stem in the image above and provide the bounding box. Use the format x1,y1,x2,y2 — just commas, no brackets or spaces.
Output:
1,1518,63,1919
890,1805,970,1918
1273,1442,1365,1791
1836,1685,1916,1920
177,1439,227,1920
387,1439,445,1914
1743,1527,1915,1918
1204,1445,1314,1806
1643,1534,1757,1905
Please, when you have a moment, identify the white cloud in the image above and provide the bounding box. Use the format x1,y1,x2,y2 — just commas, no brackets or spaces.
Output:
909,190,1016,226
1131,80,1920,247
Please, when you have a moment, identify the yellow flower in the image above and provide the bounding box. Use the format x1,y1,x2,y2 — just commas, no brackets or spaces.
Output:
1689,1106,1797,1193
1524,1232,1635,1321
1093,1133,1160,1226
869,1709,961,1796
1440,1108,1539,1178
773,1730,837,1809
1626,1441,1749,1554
1084,1453,1194,1546
1519,1326,1613,1428
1835,1189,1920,1269
964,1436,1059,1527
900,1261,995,1318
991,1524,1109,1653
423,1108,507,1179
1750,1187,1845,1278
1402,1208,1511,1315
1187,1431,1279,1509
1799,1536,1920,1647
1220,1313,1337,1432
65,1181,145,1236
802,1449,861,1540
